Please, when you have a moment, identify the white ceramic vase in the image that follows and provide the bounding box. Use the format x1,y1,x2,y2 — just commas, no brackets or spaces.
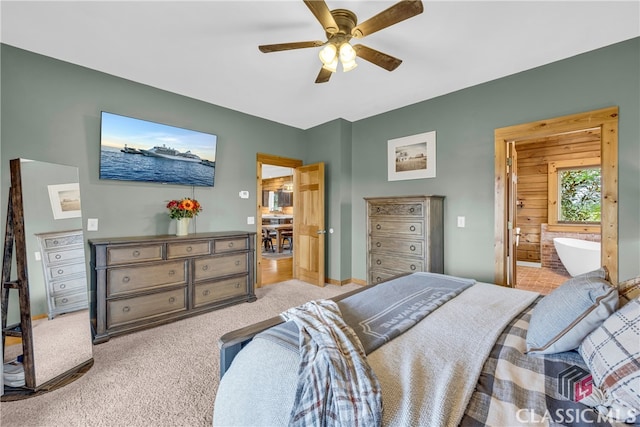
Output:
176,218,190,236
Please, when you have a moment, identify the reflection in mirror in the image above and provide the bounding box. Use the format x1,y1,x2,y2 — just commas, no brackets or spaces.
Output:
4,159,92,391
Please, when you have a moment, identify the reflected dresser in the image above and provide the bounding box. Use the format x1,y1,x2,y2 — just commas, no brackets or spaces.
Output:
36,229,89,319
365,195,444,285
89,231,255,343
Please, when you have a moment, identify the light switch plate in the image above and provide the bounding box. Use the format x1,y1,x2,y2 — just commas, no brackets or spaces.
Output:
87,218,99,231
239,190,249,199
247,216,255,225
457,216,465,228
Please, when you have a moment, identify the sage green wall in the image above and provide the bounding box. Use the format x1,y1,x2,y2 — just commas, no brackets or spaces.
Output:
1,44,306,242
304,119,353,281
350,37,640,283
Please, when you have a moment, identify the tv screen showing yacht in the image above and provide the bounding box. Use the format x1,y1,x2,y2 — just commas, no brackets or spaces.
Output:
99,111,217,187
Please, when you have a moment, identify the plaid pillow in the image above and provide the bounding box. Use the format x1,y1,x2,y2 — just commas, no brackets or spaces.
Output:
618,276,640,307
579,297,640,422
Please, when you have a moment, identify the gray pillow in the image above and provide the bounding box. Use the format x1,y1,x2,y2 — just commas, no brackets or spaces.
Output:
526,267,618,355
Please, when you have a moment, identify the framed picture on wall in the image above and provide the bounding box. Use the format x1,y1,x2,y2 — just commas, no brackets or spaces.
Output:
47,183,82,220
387,131,436,181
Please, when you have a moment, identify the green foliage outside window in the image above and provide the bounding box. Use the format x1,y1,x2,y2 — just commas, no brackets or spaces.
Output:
559,168,601,222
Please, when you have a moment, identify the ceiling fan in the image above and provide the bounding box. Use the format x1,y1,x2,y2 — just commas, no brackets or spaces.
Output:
258,0,424,83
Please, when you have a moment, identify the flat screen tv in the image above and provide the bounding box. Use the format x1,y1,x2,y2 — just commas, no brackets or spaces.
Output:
100,111,217,187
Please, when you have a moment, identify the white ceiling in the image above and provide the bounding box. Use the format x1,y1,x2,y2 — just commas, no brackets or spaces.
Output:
1,1,638,130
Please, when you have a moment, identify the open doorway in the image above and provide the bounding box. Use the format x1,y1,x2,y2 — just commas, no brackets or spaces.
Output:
256,154,302,287
494,107,619,289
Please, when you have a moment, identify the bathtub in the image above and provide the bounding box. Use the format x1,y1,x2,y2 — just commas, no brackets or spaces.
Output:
553,237,601,277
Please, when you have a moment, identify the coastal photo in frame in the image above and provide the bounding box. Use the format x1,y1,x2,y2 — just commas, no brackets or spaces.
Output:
388,131,436,181
47,183,82,219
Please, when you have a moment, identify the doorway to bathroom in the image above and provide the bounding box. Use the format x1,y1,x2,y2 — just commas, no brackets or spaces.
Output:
494,107,619,292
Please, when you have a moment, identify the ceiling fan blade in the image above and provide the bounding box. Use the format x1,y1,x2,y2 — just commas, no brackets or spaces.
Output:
259,40,324,53
351,0,424,38
303,0,339,34
315,67,333,84
353,44,402,71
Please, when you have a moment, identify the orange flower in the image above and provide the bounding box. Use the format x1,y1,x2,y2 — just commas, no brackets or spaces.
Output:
167,197,202,219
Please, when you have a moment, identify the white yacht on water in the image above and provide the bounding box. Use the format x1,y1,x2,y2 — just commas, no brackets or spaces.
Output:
141,144,202,163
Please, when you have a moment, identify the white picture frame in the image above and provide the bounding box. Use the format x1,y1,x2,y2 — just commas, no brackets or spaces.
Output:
387,131,436,181
47,183,82,220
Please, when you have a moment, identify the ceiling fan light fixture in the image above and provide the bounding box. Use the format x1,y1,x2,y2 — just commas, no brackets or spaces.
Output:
319,44,337,66
322,56,338,72
339,42,356,62
341,58,358,72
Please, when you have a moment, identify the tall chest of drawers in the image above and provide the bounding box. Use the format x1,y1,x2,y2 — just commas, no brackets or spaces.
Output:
36,229,89,319
89,231,255,343
365,195,444,285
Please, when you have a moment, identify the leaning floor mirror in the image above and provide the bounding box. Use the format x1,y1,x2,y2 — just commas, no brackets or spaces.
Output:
2,158,93,399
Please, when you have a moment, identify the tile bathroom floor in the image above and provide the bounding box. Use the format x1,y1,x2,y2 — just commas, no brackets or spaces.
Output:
515,265,570,295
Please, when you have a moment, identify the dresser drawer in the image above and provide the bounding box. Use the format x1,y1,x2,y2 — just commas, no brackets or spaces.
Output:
47,262,86,280
368,203,424,217
107,260,188,296
44,247,85,264
52,292,88,309
107,287,187,328
167,241,210,259
369,254,424,273
107,244,163,266
369,219,423,237
369,269,402,285
51,277,87,295
41,232,83,249
193,276,249,308
194,253,248,281
369,238,424,257
214,238,248,253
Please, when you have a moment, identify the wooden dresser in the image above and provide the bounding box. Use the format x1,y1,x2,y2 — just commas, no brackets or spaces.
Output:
36,229,89,319
365,195,444,285
89,231,256,343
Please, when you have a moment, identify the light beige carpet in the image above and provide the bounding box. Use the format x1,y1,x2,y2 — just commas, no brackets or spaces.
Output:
1,280,361,427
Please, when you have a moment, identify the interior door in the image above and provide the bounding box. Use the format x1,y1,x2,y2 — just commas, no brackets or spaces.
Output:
507,141,518,287
293,162,325,287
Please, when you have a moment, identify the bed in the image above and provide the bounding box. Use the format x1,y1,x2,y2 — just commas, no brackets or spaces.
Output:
213,270,640,426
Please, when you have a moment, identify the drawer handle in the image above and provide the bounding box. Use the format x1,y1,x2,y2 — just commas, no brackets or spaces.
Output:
376,207,381,212
55,254,62,260
122,276,130,283
169,297,176,304
410,245,416,252
168,270,175,276
409,225,416,232
122,306,130,313
61,298,68,304
410,264,417,271
376,276,382,283
228,242,234,248
60,283,66,289
234,283,240,289
57,269,65,275
53,239,60,245
235,260,241,266
186,246,192,252
376,224,381,230
202,265,209,271
376,242,382,247
132,250,140,257
203,289,211,296
376,259,382,265
409,207,415,213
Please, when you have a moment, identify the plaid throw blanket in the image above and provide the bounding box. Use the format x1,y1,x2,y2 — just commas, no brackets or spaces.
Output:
460,298,625,427
281,299,382,427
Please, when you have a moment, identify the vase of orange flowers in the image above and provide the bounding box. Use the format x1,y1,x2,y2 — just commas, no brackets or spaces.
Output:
166,198,202,236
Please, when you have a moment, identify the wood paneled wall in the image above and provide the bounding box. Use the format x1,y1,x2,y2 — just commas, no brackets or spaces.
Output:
516,129,601,263
261,176,294,216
